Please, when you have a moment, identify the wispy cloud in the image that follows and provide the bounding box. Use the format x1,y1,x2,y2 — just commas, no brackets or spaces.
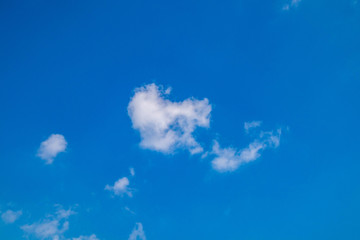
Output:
128,83,211,154
105,177,132,197
128,223,146,240
244,121,262,133
129,167,135,177
282,0,302,10
21,207,75,240
37,134,67,164
72,234,99,240
1,209,22,224
124,206,136,215
211,128,282,172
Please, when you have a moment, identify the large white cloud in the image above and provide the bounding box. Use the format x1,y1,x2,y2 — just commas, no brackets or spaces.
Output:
211,128,282,172
128,83,211,154
21,207,75,240
1,209,22,224
37,134,67,164
128,223,146,240
105,177,132,197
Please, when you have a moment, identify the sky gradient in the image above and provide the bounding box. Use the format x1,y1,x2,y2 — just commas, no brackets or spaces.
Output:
1,0,360,239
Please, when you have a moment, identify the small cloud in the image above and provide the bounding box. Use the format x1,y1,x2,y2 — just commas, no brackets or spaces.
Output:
21,207,75,240
37,134,67,164
244,121,262,133
1,209,22,224
201,151,209,159
128,223,146,240
282,0,302,10
129,168,135,177
211,127,282,172
124,206,136,215
72,234,99,240
55,208,76,220
128,83,211,154
105,177,132,197
282,4,290,10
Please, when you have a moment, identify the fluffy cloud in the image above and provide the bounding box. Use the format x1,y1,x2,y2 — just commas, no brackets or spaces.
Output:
128,83,211,154
128,223,146,240
21,207,75,240
244,121,262,133
105,177,132,197
283,0,301,10
211,128,282,172
37,134,67,164
1,209,22,224
72,234,99,240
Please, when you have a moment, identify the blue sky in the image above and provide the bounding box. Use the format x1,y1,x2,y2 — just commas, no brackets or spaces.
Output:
1,0,360,239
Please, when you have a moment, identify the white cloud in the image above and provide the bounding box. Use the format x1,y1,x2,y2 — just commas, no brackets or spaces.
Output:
22,220,69,240
282,4,290,10
55,208,76,220
21,207,75,240
211,128,281,172
37,134,67,164
127,84,285,174
129,167,135,177
244,121,262,133
128,83,211,154
72,234,99,240
124,206,136,215
105,177,132,197
283,0,302,10
1,209,22,224
128,223,146,240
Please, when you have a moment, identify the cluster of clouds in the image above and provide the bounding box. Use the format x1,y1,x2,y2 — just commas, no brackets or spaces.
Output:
0,206,97,240
5,82,282,240
34,85,283,176
20,207,80,240
32,133,144,240
1,205,145,240
35,135,136,197
128,83,283,173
